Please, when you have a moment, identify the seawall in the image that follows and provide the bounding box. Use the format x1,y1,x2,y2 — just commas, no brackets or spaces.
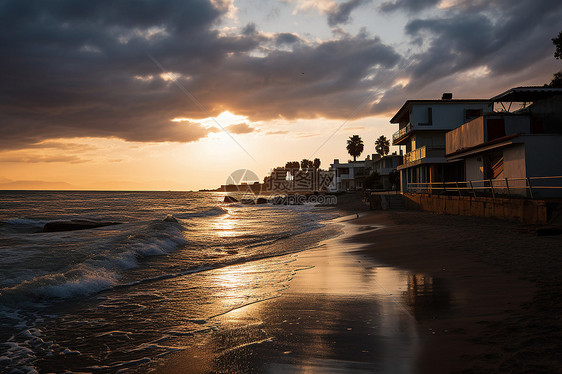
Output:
402,193,549,224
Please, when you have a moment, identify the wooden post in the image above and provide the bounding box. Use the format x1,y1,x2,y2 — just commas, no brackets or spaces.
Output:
469,180,476,198
527,177,534,199
505,177,510,198
490,179,495,199
455,181,462,197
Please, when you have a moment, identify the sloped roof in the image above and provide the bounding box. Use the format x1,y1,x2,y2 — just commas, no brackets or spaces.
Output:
490,86,562,102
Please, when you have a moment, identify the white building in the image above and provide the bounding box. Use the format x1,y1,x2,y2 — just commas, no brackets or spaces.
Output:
391,93,492,191
329,158,369,191
329,153,402,191
445,87,562,197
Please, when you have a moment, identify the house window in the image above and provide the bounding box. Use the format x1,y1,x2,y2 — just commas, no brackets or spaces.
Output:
487,118,506,141
419,107,433,126
465,109,483,121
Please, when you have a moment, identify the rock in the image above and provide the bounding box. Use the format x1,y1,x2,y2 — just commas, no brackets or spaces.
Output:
240,198,255,204
256,197,268,204
163,215,179,223
43,220,121,233
223,196,238,203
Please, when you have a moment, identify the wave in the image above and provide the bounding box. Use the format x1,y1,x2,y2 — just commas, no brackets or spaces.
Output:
0,220,187,303
0,218,45,234
174,207,228,219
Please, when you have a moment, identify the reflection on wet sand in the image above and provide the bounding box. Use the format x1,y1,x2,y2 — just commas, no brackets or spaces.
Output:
156,223,448,373
404,274,452,321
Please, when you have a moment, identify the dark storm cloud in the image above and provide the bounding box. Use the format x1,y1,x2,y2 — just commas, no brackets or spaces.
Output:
0,0,402,149
369,0,562,114
380,0,440,13
400,0,562,90
327,0,370,27
275,33,301,46
1,0,560,151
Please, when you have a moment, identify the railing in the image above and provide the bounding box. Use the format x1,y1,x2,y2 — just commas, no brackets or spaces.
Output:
404,146,425,164
406,176,562,199
403,146,446,165
392,122,412,144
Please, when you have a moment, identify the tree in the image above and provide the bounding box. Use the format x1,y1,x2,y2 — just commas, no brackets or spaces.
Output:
553,30,562,60
346,135,364,162
313,158,321,169
285,161,300,170
549,30,562,87
300,159,313,170
374,135,390,156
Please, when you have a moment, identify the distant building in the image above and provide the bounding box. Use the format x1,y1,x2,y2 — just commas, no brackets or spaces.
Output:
445,86,562,197
372,153,402,190
391,93,492,192
329,158,370,191
329,153,402,191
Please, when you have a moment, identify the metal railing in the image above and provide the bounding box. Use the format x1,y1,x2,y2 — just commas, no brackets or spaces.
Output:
403,146,446,165
406,176,562,199
392,122,412,144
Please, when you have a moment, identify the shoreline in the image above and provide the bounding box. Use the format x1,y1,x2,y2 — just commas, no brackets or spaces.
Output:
154,213,421,373
154,201,562,373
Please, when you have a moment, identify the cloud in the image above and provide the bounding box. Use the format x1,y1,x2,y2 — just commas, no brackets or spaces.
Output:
0,0,559,153
225,122,256,134
0,155,89,163
380,0,439,13
0,180,77,190
266,130,289,135
327,0,370,27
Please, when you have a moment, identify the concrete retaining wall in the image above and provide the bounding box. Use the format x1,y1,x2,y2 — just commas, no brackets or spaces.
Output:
403,193,548,224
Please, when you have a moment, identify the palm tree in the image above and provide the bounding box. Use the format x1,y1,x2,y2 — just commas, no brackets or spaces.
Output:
313,158,321,169
346,135,364,162
301,159,313,170
375,135,390,156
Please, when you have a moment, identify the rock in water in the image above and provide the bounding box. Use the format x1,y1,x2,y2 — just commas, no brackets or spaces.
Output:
43,220,121,233
256,197,267,204
223,196,238,203
163,215,179,223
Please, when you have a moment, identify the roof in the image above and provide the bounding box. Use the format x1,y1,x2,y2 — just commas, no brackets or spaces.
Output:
490,86,562,103
390,99,490,123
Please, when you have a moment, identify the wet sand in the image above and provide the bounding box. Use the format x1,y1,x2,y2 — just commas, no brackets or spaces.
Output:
155,217,422,373
155,207,562,373
350,210,562,373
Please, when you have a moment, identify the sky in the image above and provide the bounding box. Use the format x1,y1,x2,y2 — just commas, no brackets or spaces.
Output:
1,0,561,190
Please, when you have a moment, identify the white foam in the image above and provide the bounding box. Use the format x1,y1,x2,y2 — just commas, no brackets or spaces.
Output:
35,269,118,299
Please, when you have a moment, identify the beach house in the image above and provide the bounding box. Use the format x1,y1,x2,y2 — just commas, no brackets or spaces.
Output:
329,158,370,191
445,86,562,197
391,94,492,191
372,153,402,190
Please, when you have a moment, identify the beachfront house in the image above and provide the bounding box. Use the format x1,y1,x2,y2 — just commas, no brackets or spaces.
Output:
391,93,492,192
329,153,402,192
329,158,370,191
373,153,402,190
445,86,562,197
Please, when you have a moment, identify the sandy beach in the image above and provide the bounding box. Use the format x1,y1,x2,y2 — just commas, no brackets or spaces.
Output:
350,210,562,373
154,197,562,373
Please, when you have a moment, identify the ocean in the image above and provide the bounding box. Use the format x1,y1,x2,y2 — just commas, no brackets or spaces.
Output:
0,191,341,373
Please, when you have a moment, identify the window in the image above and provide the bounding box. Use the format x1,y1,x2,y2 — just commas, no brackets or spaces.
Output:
419,107,433,126
465,109,483,121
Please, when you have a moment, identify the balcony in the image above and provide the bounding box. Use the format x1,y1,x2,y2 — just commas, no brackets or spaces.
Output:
402,146,446,166
392,123,412,145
